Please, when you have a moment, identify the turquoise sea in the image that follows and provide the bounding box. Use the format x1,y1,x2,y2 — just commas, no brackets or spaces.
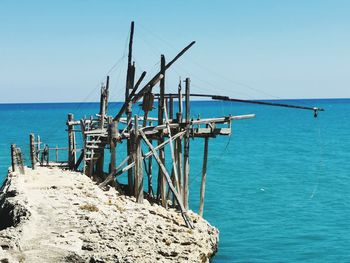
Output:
0,99,349,262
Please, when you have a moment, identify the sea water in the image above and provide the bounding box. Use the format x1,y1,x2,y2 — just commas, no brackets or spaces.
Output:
0,99,349,262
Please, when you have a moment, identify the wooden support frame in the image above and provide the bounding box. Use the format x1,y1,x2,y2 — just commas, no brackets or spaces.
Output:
20,22,268,221
139,129,193,228
164,102,181,198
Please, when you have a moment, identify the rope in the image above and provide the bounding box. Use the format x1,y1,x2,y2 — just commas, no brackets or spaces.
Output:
310,118,325,199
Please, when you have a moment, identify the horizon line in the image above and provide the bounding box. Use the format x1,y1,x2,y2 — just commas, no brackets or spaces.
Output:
0,97,349,105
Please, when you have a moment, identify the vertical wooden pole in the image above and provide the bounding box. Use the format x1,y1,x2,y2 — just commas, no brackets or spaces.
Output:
29,133,36,170
176,113,183,198
199,137,209,217
148,120,153,197
67,113,75,169
158,54,167,207
46,145,50,166
109,117,117,173
100,86,106,129
37,135,41,161
183,78,190,209
105,75,110,115
178,78,183,115
169,97,174,120
55,145,59,162
126,21,135,196
165,97,169,118
133,115,138,197
17,148,25,175
11,144,16,172
176,80,183,198
134,115,143,203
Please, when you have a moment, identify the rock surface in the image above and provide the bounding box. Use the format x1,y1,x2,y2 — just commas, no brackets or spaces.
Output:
0,167,218,262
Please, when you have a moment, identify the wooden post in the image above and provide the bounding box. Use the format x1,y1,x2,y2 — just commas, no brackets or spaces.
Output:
199,137,209,217
29,133,36,170
55,145,59,162
105,75,110,115
17,148,25,175
126,21,135,196
176,113,183,198
158,54,167,207
80,119,88,174
109,117,117,174
37,135,41,161
134,115,143,203
165,97,169,118
11,144,16,172
176,80,183,197
67,113,76,169
178,78,183,116
148,120,153,197
46,145,50,166
100,86,107,129
96,81,109,178
183,78,190,209
169,97,174,120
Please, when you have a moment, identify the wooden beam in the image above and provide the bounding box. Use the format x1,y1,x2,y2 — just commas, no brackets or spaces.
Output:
125,22,136,196
183,78,190,209
158,54,167,207
199,137,209,217
134,115,143,203
191,114,256,125
148,121,153,197
176,113,183,198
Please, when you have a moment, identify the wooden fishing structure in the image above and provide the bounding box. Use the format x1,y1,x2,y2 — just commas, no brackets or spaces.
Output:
24,22,324,228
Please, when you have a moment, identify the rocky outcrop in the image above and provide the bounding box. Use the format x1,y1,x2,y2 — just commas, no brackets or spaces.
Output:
0,167,218,262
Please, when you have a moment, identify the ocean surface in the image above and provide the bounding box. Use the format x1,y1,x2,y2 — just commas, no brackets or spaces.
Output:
0,99,349,262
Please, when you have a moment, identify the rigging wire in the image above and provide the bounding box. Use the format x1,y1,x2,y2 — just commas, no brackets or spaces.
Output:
136,21,327,112
189,134,233,187
33,30,131,144
310,118,325,199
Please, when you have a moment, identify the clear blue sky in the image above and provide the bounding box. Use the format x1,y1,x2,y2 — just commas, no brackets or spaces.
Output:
1,0,349,103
